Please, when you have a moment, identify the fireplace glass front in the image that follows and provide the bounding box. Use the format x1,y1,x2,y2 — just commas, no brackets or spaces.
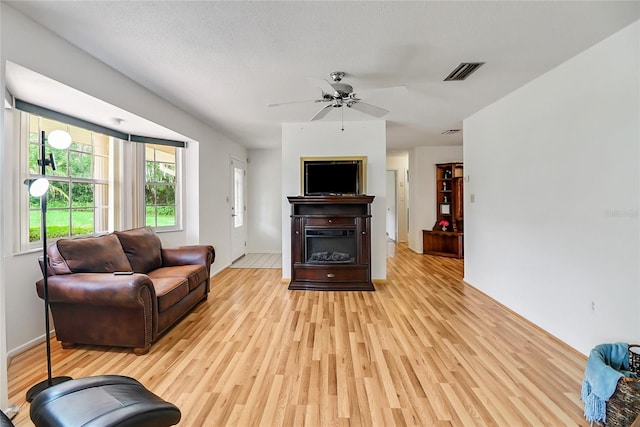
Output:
305,229,356,264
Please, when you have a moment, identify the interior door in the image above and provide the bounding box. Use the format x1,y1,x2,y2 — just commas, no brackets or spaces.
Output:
230,157,246,261
386,170,397,241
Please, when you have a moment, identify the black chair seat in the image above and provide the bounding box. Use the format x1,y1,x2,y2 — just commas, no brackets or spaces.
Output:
30,375,180,427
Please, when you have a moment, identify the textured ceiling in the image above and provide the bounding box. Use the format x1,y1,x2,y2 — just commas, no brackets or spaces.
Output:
6,1,640,151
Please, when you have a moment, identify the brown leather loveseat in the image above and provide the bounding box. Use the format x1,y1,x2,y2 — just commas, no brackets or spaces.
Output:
38,227,215,354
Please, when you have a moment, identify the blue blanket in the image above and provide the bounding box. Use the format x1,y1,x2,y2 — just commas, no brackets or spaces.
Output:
581,342,630,424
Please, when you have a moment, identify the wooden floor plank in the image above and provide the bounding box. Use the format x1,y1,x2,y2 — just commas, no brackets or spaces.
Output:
7,242,588,426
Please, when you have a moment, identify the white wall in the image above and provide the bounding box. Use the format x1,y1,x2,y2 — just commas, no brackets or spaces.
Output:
386,154,409,243
247,148,282,253
408,146,463,252
0,42,9,407
281,121,387,280
0,2,246,396
198,140,247,271
464,21,640,355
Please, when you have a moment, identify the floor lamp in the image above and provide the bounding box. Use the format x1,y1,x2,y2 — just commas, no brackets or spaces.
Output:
25,129,73,402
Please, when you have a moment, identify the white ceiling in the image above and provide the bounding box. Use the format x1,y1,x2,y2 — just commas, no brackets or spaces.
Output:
6,1,640,151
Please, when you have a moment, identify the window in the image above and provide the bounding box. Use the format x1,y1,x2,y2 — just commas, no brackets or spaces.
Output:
18,108,184,251
26,114,111,244
144,144,178,229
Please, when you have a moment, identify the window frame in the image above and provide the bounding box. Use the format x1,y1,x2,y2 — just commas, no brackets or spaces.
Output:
142,143,182,232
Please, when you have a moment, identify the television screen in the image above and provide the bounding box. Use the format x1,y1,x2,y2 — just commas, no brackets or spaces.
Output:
305,162,360,195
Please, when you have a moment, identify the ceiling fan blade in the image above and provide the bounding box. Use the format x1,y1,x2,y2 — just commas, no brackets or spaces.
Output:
348,102,388,118
307,77,337,96
310,104,334,121
267,99,322,108
357,85,408,99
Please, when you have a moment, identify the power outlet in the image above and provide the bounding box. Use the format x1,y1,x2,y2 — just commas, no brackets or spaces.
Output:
591,301,596,312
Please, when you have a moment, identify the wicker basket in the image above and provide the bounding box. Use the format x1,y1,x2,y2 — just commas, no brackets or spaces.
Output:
603,345,640,426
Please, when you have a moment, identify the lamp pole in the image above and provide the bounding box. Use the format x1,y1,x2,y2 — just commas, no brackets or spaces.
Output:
26,130,72,402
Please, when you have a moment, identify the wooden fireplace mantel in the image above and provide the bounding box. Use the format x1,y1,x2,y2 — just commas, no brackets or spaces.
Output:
288,195,375,291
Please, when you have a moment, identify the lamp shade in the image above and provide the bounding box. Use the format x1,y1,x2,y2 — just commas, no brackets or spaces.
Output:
29,177,50,197
48,130,72,149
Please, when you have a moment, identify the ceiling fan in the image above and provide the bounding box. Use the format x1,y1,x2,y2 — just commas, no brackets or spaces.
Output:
268,71,406,121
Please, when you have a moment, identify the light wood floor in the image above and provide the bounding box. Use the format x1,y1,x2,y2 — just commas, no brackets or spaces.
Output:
7,242,588,426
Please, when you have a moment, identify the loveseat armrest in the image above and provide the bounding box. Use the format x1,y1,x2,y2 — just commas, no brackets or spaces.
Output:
37,273,157,309
161,245,215,268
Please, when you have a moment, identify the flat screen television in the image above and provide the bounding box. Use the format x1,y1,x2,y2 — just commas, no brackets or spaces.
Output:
304,161,361,196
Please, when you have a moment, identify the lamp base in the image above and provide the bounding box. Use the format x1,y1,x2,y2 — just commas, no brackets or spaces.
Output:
26,376,73,402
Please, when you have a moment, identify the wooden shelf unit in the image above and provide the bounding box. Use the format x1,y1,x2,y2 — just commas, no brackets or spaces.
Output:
423,162,464,258
435,162,463,233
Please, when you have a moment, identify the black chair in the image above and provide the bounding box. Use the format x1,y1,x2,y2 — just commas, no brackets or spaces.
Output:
0,409,14,427
29,375,181,427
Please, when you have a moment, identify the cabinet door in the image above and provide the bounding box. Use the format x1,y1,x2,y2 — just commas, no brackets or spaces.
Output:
359,217,370,265
454,177,463,221
291,217,303,263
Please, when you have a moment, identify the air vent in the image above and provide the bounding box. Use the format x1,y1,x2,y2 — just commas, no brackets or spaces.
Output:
441,129,461,135
444,62,484,81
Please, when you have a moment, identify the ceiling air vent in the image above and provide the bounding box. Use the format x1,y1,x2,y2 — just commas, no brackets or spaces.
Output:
441,129,461,135
444,62,485,81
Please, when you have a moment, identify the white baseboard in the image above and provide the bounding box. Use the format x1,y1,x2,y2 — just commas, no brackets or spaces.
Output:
7,331,52,361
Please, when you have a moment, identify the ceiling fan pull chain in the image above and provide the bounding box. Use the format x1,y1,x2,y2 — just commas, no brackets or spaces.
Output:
341,106,344,131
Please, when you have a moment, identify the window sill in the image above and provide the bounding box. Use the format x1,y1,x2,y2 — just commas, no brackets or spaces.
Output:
151,226,182,234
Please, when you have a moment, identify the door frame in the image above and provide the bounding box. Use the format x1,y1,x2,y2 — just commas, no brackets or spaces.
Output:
230,156,247,262
386,170,398,241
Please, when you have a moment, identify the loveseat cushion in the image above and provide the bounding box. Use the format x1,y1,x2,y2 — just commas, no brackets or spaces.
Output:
48,234,132,275
115,227,163,273
153,277,189,312
147,265,209,291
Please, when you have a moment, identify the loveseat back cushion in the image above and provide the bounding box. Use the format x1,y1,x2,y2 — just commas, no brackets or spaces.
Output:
115,227,163,273
48,234,132,275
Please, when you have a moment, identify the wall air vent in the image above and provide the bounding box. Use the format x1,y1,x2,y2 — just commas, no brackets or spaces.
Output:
441,129,461,135
444,62,485,81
